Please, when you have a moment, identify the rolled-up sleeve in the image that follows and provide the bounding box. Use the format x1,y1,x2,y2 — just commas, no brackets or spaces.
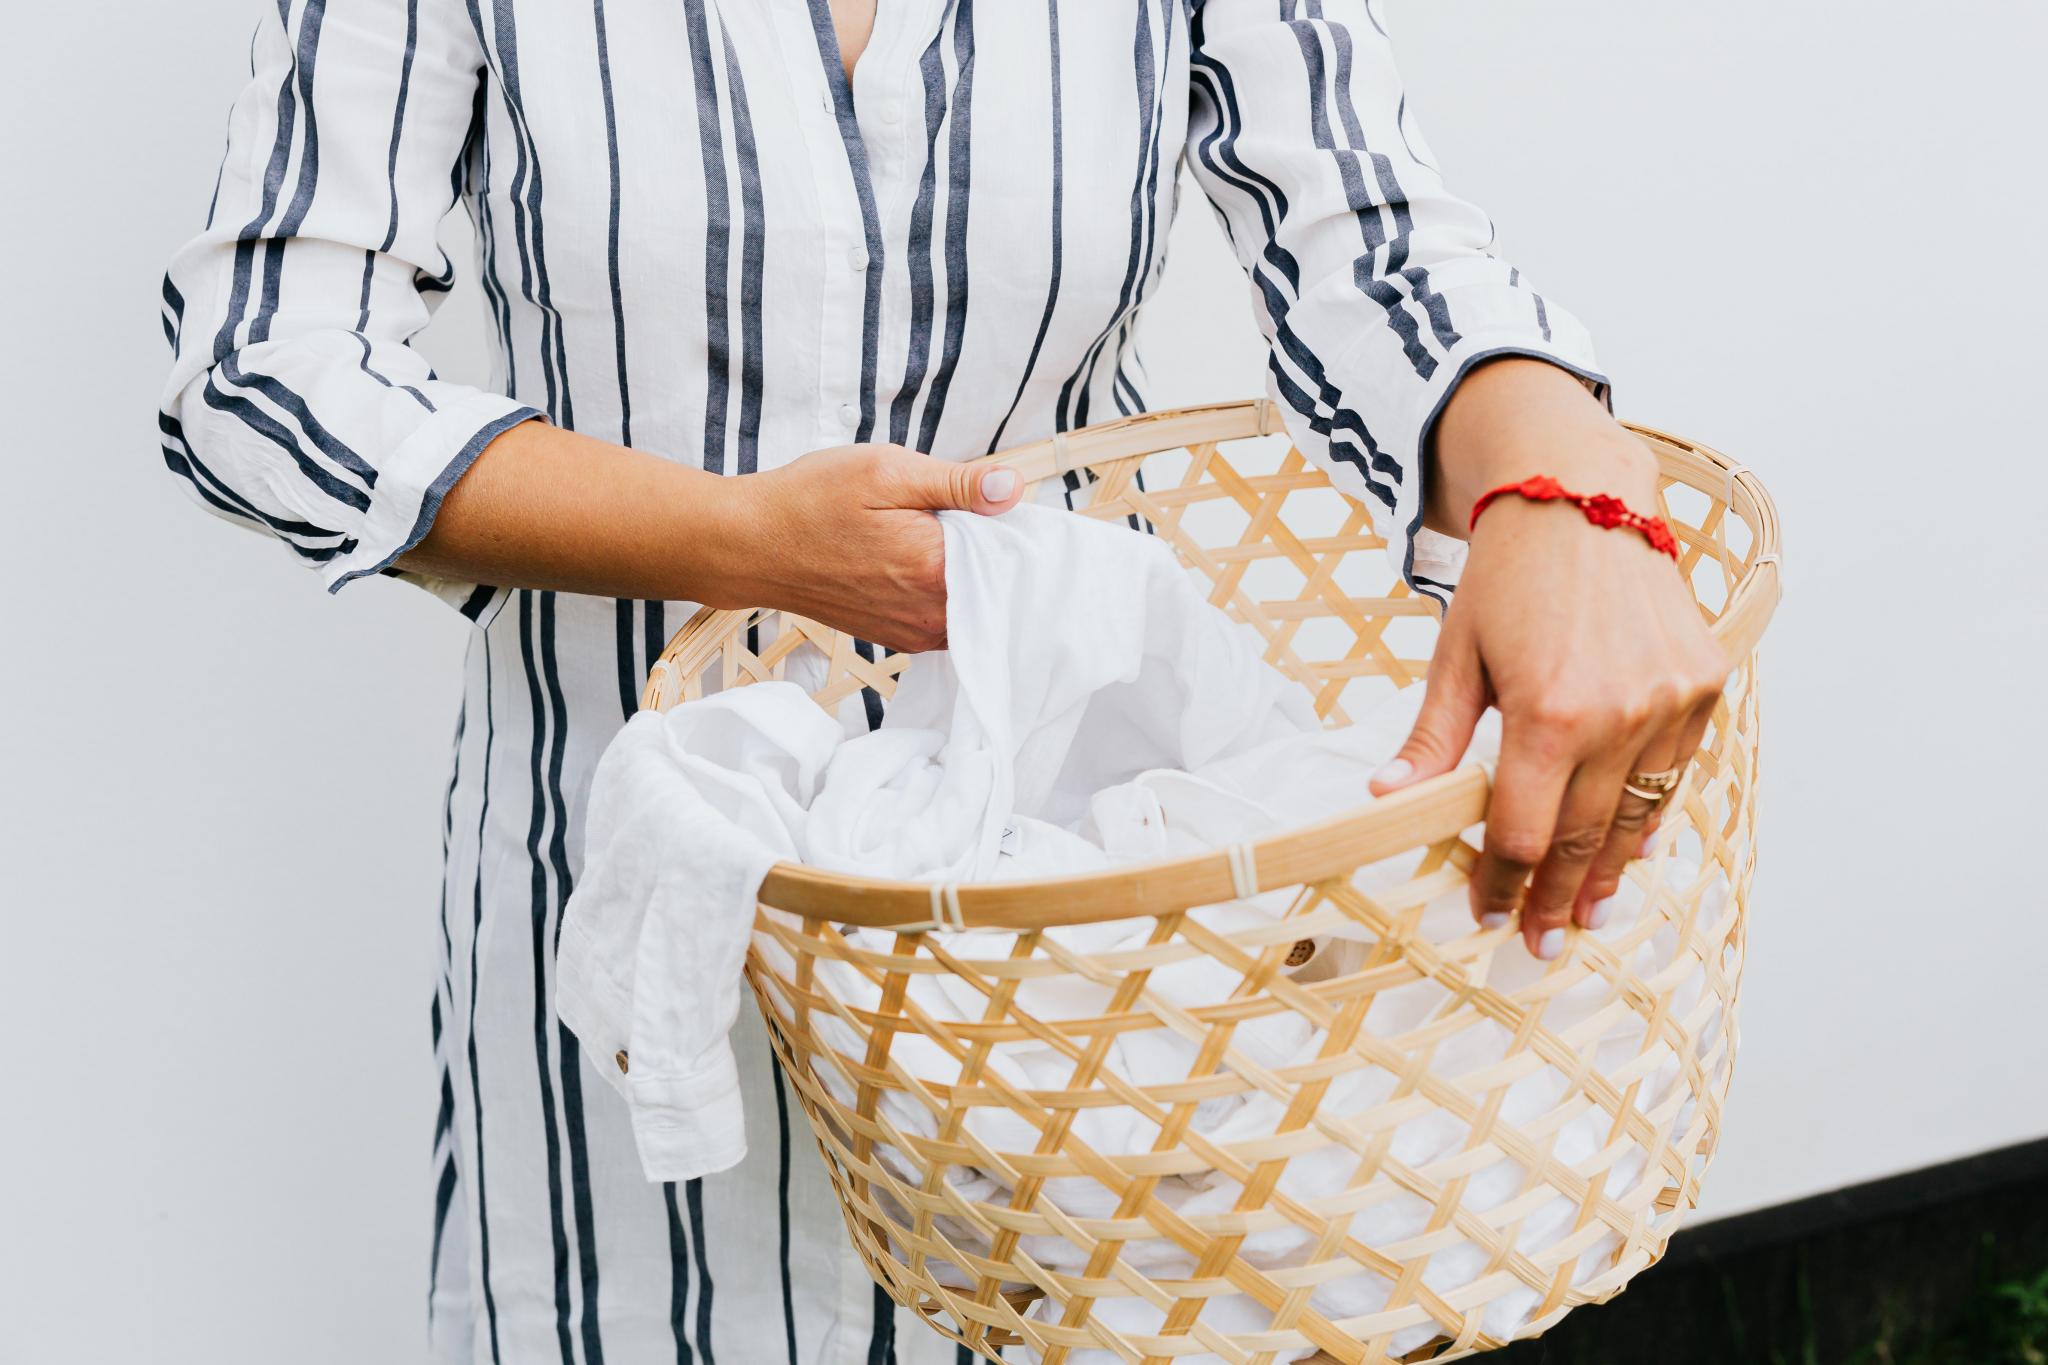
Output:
158,0,540,617
1186,0,1610,603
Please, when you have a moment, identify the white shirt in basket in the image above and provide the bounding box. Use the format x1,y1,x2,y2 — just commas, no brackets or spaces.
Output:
157,1,1606,1361
555,502,1318,1185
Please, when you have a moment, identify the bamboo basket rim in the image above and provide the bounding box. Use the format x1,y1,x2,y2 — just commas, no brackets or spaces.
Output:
640,399,1781,932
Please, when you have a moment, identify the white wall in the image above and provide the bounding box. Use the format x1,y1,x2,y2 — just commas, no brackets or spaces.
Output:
4,2,2043,1362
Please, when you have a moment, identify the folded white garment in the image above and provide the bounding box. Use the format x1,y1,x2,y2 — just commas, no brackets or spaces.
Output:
557,502,1723,1363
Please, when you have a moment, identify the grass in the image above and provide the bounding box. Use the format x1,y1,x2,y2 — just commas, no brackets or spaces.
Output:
1836,1259,2048,1365
1720,1235,2048,1365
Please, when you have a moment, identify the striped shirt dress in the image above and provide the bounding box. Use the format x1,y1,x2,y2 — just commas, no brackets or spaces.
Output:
156,1,1606,1360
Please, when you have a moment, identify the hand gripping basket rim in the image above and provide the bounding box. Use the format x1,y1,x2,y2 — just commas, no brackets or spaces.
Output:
640,398,1781,934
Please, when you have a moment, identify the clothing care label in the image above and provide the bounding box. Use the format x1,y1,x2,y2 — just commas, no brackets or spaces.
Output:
999,823,1023,857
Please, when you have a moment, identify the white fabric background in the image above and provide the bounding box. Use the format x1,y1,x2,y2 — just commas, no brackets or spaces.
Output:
4,2,2044,1362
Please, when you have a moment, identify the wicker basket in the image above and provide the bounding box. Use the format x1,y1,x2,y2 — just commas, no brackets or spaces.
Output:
640,400,1780,1364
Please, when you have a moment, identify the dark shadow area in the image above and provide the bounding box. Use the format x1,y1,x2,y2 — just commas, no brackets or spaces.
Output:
1490,1137,2048,1365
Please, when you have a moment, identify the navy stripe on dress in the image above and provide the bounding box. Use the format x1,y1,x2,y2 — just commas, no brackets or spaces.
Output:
663,1182,697,1365
886,22,951,449
536,591,607,1365
594,0,642,735
719,26,765,475
592,0,632,448
466,63,520,396
249,0,328,349
351,0,437,409
467,634,504,1364
685,1179,718,1364
685,0,732,476
914,0,976,456
517,591,581,1365
804,0,886,445
429,690,467,1325
484,0,574,428
987,0,1064,453
1057,0,1162,433
771,1060,799,1365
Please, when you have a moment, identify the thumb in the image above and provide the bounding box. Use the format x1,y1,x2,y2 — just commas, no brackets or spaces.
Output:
896,451,1026,516
1370,632,1488,794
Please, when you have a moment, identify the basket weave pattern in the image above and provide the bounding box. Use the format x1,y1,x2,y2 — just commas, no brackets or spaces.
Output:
642,402,1780,1364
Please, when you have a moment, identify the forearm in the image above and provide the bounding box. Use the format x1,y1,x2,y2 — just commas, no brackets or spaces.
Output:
399,419,757,606
1425,358,1657,535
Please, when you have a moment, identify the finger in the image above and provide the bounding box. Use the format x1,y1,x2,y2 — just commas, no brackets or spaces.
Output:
1521,751,1634,954
1370,622,1488,795
1468,729,1574,939
1571,776,1662,928
1575,690,1718,919
894,450,1025,516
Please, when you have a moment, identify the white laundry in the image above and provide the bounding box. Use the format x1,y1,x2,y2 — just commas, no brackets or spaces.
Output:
555,681,844,1180
557,503,1725,1364
558,502,1314,1179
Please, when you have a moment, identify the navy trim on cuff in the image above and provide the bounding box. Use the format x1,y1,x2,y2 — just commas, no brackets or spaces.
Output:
327,405,546,594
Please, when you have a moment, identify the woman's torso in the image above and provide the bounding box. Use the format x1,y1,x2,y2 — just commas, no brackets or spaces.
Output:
434,4,1190,1361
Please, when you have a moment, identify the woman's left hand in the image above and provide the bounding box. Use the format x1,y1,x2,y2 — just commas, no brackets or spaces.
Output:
1366,358,1731,959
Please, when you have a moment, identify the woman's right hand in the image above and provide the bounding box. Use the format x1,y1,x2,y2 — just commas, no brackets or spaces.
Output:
405,424,1021,652
726,443,1025,654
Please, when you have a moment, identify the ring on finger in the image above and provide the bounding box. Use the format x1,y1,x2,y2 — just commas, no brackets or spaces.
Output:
1622,765,1683,805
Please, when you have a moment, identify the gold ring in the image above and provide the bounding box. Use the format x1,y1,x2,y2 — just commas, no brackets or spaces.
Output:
1623,766,1683,803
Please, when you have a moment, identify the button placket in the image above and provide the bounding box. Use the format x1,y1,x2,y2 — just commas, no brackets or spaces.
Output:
773,12,858,448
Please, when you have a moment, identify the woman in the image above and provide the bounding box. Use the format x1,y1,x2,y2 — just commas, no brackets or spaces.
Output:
159,0,1728,1359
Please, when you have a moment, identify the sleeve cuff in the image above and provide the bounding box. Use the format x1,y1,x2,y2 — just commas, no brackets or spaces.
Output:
320,392,543,611
556,924,752,1185
623,1047,750,1185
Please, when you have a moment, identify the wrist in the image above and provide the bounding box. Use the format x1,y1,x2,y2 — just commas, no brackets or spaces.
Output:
1427,356,1653,533
685,470,778,610
1457,432,1658,513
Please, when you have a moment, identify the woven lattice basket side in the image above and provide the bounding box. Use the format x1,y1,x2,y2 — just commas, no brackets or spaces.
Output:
642,401,1780,1365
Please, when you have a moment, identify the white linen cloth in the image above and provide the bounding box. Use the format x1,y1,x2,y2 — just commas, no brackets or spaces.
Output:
560,505,1722,1362
557,501,1315,1179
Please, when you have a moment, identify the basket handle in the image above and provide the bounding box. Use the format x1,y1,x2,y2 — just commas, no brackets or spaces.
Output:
636,406,1781,931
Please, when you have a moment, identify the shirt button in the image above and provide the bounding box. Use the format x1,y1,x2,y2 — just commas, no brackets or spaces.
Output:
819,88,836,115
837,403,859,428
848,245,869,272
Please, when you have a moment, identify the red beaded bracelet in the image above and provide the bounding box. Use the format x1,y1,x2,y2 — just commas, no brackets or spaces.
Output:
1468,474,1679,560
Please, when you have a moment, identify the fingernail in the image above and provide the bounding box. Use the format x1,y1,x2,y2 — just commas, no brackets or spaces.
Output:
980,469,1017,502
1588,897,1615,930
1535,928,1565,960
1372,758,1414,789
1479,912,1511,931
1637,832,1657,858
